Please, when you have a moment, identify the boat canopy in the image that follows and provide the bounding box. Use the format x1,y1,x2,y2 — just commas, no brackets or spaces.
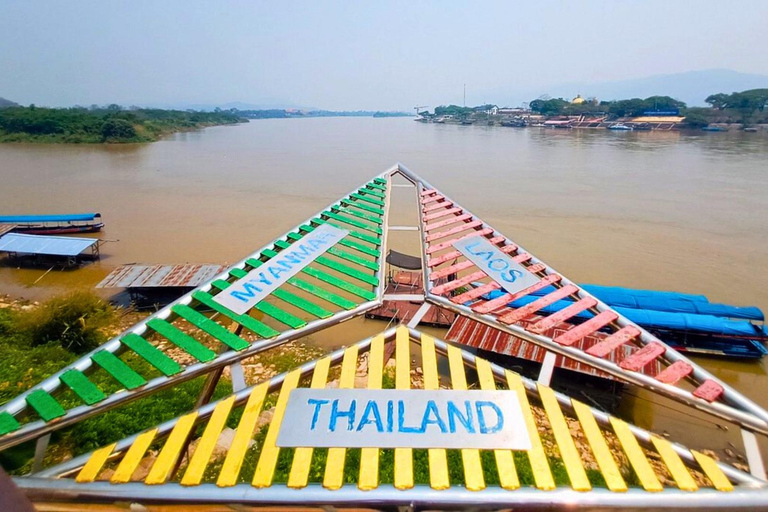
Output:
386,249,422,270
0,213,101,223
0,233,99,257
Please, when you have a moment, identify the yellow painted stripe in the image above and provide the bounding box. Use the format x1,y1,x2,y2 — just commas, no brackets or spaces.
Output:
181,396,236,486
145,412,199,485
394,325,413,490
421,334,450,490
571,400,627,492
505,370,555,490
609,417,663,492
692,450,733,491
476,358,519,490
323,345,360,490
110,429,158,483
447,344,485,491
537,384,590,491
76,443,116,483
253,369,303,488
288,357,331,489
651,436,699,491
217,383,268,487
359,334,385,491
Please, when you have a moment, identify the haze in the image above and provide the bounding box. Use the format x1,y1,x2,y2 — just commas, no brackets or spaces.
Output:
1,0,767,110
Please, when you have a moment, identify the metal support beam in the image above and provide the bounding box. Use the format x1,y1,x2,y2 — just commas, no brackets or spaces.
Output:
388,226,419,231
229,361,247,392
538,351,557,386
31,434,50,474
407,303,432,328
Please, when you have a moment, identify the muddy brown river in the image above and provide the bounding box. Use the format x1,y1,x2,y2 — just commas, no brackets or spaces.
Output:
1,117,767,461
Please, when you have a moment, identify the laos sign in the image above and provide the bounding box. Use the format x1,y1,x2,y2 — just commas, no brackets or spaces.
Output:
213,224,349,315
277,389,532,450
453,236,540,295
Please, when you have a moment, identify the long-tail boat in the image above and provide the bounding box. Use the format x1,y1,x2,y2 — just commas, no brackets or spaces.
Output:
0,213,103,235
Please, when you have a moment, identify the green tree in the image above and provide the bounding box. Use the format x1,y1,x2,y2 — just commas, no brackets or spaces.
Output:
101,118,136,141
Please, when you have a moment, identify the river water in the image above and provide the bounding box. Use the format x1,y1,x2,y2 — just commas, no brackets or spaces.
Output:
1,117,767,461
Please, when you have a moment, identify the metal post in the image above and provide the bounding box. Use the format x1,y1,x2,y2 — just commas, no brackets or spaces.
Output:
538,351,557,386
31,434,50,474
743,429,767,480
229,361,247,392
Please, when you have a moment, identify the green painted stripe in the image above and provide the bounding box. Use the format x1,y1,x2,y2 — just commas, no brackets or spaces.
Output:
230,267,248,278
303,266,376,300
358,187,386,199
313,218,381,246
272,288,332,318
350,192,385,207
121,333,182,376
334,205,383,225
172,304,249,351
147,319,216,363
244,258,357,310
26,390,66,422
0,412,20,436
315,256,379,286
211,278,307,329
373,177,387,185
322,211,382,235
327,246,378,270
341,198,385,216
192,291,280,338
59,370,106,405
92,351,147,390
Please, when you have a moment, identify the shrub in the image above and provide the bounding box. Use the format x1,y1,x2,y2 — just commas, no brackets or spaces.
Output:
19,291,116,354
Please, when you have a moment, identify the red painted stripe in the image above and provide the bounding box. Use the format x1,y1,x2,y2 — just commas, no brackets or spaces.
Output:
655,361,693,385
554,310,618,346
451,282,500,303
425,220,484,242
424,207,463,222
693,380,725,402
426,228,494,254
420,189,437,197
526,263,546,273
585,325,641,358
425,213,473,232
422,194,445,205
619,342,666,371
529,297,598,334
472,274,562,314
430,260,475,280
423,200,454,213
431,271,487,296
497,285,579,325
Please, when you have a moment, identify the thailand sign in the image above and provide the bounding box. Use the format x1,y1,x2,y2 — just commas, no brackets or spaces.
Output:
277,389,532,450
213,224,349,315
453,236,540,295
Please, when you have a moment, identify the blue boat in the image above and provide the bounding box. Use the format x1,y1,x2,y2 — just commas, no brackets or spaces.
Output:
478,284,767,359
0,213,103,235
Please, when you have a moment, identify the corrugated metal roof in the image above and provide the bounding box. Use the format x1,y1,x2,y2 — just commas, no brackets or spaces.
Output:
445,316,662,380
0,224,16,237
96,264,227,289
0,213,100,223
0,233,98,256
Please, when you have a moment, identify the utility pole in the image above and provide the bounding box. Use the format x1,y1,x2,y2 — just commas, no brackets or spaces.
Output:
463,84,466,107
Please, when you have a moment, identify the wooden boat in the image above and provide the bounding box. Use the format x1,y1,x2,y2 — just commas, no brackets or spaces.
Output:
0,213,103,235
608,123,633,131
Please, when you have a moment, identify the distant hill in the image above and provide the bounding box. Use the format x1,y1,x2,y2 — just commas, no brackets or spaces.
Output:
0,97,19,109
491,69,768,107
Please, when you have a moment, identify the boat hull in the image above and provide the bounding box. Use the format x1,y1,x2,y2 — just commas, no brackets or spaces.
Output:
10,224,104,235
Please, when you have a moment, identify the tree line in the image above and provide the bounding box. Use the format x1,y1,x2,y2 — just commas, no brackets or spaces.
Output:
0,104,243,143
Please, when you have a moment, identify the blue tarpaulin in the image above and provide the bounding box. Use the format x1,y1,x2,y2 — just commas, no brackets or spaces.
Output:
0,213,101,223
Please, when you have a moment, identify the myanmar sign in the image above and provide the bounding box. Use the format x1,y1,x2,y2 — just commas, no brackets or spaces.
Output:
277,389,531,450
453,236,540,295
213,224,348,315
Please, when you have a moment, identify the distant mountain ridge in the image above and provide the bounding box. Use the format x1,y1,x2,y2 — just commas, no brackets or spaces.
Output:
489,69,768,108
0,97,19,108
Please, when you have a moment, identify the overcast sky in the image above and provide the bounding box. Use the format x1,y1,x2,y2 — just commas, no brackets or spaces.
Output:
1,1,767,110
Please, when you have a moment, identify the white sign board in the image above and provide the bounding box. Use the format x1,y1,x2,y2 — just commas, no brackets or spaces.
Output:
453,236,540,295
212,224,348,315
277,389,532,450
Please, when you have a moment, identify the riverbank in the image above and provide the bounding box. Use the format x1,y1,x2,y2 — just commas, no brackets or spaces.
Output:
0,106,245,143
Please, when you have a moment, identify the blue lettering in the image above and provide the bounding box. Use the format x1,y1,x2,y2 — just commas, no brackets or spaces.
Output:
500,269,523,283
283,245,313,263
356,400,384,432
420,400,448,433
269,265,287,280
476,401,504,434
308,238,325,250
386,400,394,432
230,282,262,302
329,399,356,432
398,400,423,433
488,258,509,272
255,272,272,286
465,241,493,261
307,398,329,431
447,400,475,433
